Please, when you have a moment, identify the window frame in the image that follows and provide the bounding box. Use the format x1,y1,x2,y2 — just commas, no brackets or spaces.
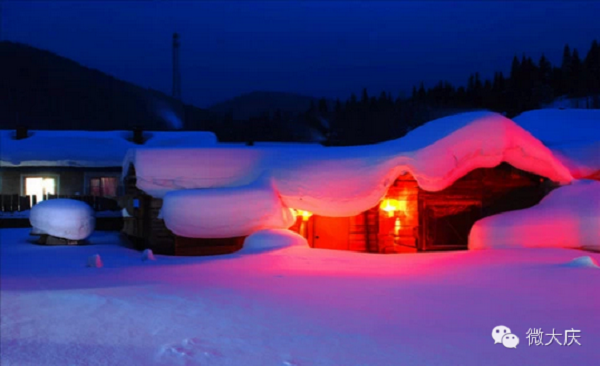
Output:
20,173,61,197
83,172,121,197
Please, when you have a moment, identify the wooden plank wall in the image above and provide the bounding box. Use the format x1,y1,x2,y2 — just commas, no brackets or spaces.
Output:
147,197,176,255
378,173,420,253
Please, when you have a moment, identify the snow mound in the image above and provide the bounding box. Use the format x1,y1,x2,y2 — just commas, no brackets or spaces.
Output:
564,256,600,269
127,111,572,219
161,179,296,238
86,254,103,268
514,109,600,179
29,199,95,240
240,229,308,254
469,180,600,251
142,249,156,261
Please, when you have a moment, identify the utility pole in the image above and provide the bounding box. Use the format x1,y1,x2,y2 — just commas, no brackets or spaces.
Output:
0,0,3,41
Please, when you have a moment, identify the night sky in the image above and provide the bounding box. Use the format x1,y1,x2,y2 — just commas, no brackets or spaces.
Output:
4,1,600,108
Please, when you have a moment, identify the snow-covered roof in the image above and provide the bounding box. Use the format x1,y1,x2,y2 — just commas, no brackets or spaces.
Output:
0,130,218,167
125,111,574,238
513,109,600,179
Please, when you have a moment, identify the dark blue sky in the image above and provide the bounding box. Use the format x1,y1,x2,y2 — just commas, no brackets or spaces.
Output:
4,1,600,108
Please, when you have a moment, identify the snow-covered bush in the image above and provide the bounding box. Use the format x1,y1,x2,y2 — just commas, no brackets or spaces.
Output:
469,180,600,251
29,199,95,240
240,229,308,254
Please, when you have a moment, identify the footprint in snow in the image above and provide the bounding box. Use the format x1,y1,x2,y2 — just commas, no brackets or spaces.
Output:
157,337,223,364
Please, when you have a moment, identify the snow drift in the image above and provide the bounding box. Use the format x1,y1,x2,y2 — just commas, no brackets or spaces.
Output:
29,199,96,240
240,229,308,254
469,180,600,251
126,112,572,229
161,178,296,238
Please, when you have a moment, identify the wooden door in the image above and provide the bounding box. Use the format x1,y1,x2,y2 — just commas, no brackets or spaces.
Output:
312,216,350,250
420,200,482,251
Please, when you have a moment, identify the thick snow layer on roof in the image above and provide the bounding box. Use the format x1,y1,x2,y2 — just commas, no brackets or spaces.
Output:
127,112,573,222
0,130,217,167
469,180,600,251
161,178,296,238
513,109,600,179
29,199,96,240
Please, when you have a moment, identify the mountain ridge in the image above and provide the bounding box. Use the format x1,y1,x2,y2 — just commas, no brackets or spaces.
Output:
0,41,212,130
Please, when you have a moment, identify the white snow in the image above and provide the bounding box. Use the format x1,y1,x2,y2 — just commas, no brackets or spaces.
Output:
86,254,103,268
240,229,308,254
29,199,96,240
142,248,156,261
565,256,600,269
161,178,296,238
126,111,573,238
0,130,218,167
469,180,600,251
1,228,599,365
514,109,600,179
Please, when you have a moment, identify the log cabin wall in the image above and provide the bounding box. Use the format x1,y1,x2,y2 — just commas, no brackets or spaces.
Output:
411,163,547,251
378,174,420,253
295,163,550,253
293,207,379,252
121,165,175,255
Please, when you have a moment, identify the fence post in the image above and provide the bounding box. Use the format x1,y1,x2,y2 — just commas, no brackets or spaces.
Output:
11,194,19,213
21,196,31,211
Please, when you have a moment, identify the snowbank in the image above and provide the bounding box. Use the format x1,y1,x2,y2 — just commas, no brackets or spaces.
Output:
29,199,96,240
0,130,217,167
240,229,308,254
514,109,600,179
161,179,296,238
126,111,572,219
469,180,600,251
565,256,600,269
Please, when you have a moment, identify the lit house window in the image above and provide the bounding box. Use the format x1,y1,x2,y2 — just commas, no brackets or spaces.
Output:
89,177,118,197
25,177,57,203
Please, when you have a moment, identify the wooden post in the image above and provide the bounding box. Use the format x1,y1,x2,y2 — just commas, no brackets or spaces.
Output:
11,194,18,212
21,196,31,211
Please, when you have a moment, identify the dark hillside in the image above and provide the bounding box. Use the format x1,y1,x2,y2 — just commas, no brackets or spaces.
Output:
0,41,213,130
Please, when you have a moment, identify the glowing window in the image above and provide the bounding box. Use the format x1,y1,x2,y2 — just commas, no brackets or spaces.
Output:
25,177,57,203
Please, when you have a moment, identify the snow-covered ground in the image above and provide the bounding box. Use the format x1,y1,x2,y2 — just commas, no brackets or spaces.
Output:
1,228,599,365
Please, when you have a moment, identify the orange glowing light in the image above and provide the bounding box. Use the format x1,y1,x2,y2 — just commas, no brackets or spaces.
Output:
295,209,313,221
379,198,407,217
394,217,402,234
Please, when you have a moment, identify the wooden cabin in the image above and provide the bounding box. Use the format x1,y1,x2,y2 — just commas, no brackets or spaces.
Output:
121,165,245,256
289,163,555,253
123,162,556,256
